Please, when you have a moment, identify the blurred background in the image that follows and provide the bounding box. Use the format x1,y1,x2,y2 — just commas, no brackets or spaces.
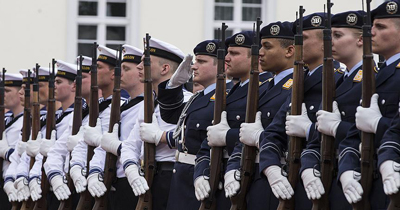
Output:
0,0,385,73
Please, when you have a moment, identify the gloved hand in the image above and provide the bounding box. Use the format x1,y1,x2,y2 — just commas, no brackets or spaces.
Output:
84,118,103,147
263,165,294,200
301,168,325,200
316,101,341,137
50,175,71,201
29,178,42,201
356,93,382,134
0,131,11,158
27,131,42,157
286,103,312,138
70,165,87,193
40,130,56,157
340,170,363,204
87,173,107,198
140,114,163,146
380,160,400,195
167,54,193,88
239,111,263,148
101,123,121,156
67,126,84,152
14,177,30,201
3,181,18,202
125,165,149,196
17,141,27,156
207,111,230,147
224,170,240,198
194,176,210,201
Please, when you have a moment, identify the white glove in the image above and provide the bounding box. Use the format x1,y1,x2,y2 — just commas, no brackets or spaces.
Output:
340,170,363,204
286,103,312,138
224,170,240,198
101,123,121,156
70,165,87,193
50,175,71,201
316,101,341,137
301,168,325,200
29,178,42,201
167,54,193,88
83,118,103,147
380,160,400,195
355,93,382,134
125,165,149,196
263,165,294,200
140,114,163,146
17,141,27,156
3,181,18,202
207,111,230,147
0,131,11,158
14,177,30,201
239,111,263,148
67,126,84,152
40,130,56,157
27,131,42,157
194,176,211,201
87,173,107,198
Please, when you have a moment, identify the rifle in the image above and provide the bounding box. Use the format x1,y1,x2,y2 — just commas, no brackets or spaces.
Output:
277,6,305,210
136,33,155,210
230,18,262,210
199,23,228,210
76,42,98,210
22,64,42,210
313,2,335,210
0,68,5,184
92,46,122,210
58,56,84,210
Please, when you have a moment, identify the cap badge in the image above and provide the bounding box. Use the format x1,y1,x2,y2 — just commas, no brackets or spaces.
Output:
311,16,322,27
387,2,398,15
270,25,280,36
346,13,358,25
206,42,217,53
235,34,245,45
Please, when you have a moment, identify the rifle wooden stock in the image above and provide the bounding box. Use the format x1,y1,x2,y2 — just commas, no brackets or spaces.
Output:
199,24,227,210
76,43,98,210
230,18,262,210
136,34,155,210
278,7,304,210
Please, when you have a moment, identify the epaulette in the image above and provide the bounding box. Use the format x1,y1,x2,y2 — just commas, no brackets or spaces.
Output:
210,92,228,101
282,78,293,90
396,62,400,69
335,68,345,74
353,70,362,82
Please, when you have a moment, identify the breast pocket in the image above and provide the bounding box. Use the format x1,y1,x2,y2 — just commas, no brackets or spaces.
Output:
226,110,246,128
377,92,399,118
305,101,320,123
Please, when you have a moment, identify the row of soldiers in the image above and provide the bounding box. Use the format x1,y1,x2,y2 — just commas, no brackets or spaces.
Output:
2,0,400,209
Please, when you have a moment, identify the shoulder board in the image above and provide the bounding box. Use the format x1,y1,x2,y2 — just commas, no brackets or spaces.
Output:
282,79,293,90
210,92,228,101
353,70,362,82
267,78,273,82
374,66,379,73
396,62,400,68
335,68,345,74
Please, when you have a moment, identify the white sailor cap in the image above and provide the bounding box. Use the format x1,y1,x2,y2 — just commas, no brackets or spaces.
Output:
122,44,143,64
32,66,52,82
97,45,118,67
77,55,92,73
148,37,184,63
19,69,34,83
56,60,77,81
2,73,23,87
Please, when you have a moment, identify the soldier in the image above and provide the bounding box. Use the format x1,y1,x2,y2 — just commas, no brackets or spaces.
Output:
225,21,295,209
299,10,365,209
339,0,400,208
120,37,191,210
0,73,23,205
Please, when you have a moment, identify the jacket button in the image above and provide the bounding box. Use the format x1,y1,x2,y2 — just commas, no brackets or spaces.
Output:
196,123,200,128
267,112,270,117
309,105,314,110
341,111,345,116
381,99,386,105
173,169,176,173
236,115,240,120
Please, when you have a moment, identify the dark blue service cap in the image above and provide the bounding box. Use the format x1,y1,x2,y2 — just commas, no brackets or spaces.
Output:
372,0,400,20
332,10,366,29
260,21,294,40
193,39,220,57
293,12,332,33
225,31,255,48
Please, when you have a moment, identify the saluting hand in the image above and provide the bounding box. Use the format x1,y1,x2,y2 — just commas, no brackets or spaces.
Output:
168,54,193,88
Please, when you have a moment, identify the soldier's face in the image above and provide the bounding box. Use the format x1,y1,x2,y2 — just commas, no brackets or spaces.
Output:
192,55,217,88
4,86,21,109
97,61,114,89
18,84,33,105
137,55,163,84
225,47,251,78
332,28,362,64
302,30,324,65
371,18,400,57
81,72,91,99
54,77,74,103
121,62,140,91
38,82,49,105
259,38,289,73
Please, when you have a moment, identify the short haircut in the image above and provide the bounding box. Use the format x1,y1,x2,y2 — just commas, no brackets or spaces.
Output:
277,38,294,48
158,57,179,72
